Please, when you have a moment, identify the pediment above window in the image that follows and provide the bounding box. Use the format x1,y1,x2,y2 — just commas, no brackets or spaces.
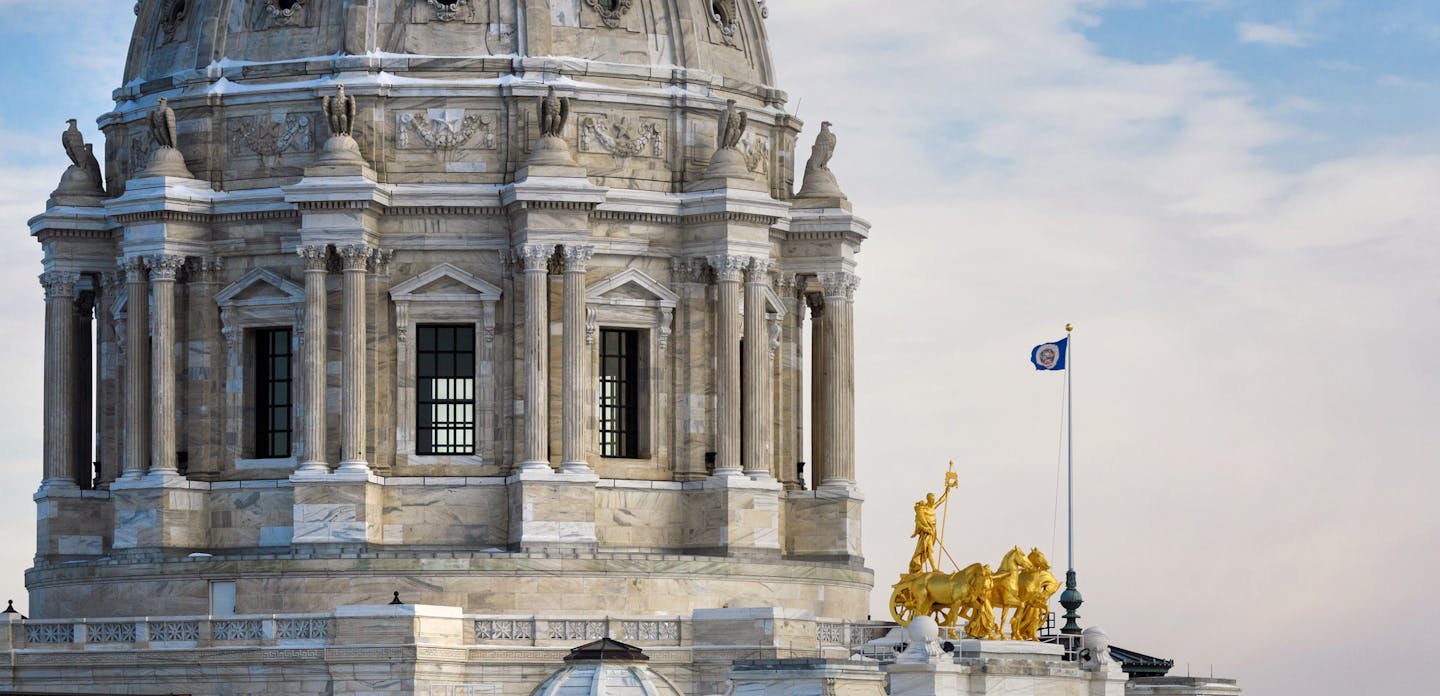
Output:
214,268,304,308
586,268,678,308
390,263,502,303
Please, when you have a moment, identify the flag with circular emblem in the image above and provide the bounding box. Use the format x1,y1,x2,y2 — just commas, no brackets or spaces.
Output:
1030,337,1068,371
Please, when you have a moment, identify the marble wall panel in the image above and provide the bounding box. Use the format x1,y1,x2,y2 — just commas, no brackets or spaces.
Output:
382,485,509,547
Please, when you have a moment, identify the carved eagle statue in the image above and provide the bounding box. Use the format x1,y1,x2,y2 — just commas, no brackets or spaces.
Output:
718,99,747,150
149,98,178,149
62,119,86,168
806,121,836,173
82,144,104,193
322,86,358,138
538,87,570,138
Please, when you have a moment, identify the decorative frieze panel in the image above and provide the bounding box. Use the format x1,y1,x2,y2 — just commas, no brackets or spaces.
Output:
276,618,329,640
396,109,498,159
212,619,264,641
25,623,75,644
474,618,535,641
148,620,200,642
88,622,138,643
543,619,607,641
619,620,680,642
578,114,665,159
229,113,316,159
816,621,846,645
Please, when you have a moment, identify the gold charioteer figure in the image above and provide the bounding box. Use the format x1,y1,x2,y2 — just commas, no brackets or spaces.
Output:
890,463,1062,641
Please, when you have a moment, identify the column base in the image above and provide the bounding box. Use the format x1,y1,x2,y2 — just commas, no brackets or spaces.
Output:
709,466,744,479
559,461,593,475
744,469,776,482
295,460,331,474
335,460,371,477
519,460,554,473
141,467,186,486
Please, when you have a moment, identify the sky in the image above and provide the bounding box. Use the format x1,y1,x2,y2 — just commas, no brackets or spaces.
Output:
0,2,1437,695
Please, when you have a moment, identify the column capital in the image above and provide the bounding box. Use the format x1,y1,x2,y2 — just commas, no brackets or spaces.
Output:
193,257,225,284
671,257,711,285
817,271,858,301
337,243,374,271
297,244,331,271
746,257,776,284
707,254,750,283
560,244,595,272
514,243,555,272
371,248,395,275
145,254,187,282
119,256,147,283
39,271,80,299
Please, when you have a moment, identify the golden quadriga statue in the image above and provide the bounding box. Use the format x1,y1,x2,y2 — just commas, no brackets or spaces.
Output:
889,470,1060,640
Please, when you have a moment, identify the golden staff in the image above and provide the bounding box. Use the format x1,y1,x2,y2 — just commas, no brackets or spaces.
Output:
939,460,957,571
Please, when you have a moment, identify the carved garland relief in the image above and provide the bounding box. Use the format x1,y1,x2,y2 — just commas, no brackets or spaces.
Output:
583,0,634,28
578,114,665,159
396,109,499,160
229,113,316,159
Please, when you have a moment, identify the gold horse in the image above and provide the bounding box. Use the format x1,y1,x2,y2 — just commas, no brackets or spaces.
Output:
889,563,995,638
1010,548,1060,640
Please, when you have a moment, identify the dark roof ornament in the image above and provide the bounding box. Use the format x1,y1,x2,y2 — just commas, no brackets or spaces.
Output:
389,591,404,605
564,638,649,663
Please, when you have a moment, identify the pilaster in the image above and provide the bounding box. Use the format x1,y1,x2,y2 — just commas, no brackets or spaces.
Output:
40,271,80,489
120,257,149,480
515,243,554,471
817,271,858,490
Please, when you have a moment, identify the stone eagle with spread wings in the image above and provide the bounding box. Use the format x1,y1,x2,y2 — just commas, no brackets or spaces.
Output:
322,86,358,138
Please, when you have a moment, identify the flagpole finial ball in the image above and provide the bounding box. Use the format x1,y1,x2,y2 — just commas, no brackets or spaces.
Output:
1065,323,1074,332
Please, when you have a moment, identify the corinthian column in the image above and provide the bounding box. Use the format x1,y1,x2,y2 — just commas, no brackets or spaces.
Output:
743,258,775,480
336,244,374,474
41,271,79,488
121,258,149,479
147,254,187,477
560,244,595,474
708,254,748,478
297,245,330,473
818,271,857,487
516,244,554,472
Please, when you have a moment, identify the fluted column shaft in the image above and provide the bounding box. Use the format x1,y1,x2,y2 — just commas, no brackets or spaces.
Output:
147,255,185,476
338,244,373,473
819,272,857,486
298,246,330,472
807,295,827,487
709,255,747,477
41,272,79,487
560,245,594,474
517,244,553,471
121,259,149,479
743,258,775,479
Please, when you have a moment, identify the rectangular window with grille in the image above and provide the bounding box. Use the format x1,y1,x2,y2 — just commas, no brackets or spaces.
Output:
599,328,641,459
417,324,476,455
253,328,293,459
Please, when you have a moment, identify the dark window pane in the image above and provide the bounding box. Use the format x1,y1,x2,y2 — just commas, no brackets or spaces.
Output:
598,328,641,459
253,328,293,459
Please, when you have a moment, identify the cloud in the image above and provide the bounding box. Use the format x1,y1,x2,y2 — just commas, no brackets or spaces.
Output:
769,2,1439,695
1236,21,1309,47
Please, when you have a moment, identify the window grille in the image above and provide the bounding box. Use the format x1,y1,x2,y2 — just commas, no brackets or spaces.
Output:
417,325,476,455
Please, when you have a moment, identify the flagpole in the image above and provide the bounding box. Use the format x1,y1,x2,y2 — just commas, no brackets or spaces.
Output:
1060,323,1084,636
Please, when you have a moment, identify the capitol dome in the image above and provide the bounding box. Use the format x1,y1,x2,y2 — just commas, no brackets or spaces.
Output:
104,0,794,195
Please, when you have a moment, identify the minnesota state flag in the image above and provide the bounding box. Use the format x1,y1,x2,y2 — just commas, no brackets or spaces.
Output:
1030,337,1068,371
